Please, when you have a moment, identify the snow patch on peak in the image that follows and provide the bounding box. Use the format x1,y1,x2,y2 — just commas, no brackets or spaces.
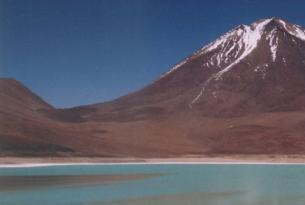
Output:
196,25,247,56
267,28,279,62
278,19,305,41
292,25,305,41
251,18,273,27
214,18,272,80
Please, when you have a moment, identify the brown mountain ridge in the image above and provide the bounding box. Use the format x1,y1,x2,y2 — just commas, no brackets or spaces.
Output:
1,18,305,158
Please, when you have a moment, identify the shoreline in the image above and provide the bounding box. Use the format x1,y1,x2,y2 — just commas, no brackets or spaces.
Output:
1,155,305,167
1,162,305,168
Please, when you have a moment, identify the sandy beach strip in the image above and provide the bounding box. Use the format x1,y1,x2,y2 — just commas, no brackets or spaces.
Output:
1,155,305,167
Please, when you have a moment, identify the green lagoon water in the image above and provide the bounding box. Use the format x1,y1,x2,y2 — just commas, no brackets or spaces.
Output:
0,164,305,205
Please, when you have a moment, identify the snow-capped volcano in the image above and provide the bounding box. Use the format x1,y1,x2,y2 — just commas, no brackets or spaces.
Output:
3,18,305,157
164,18,305,78
148,18,305,115
197,18,305,62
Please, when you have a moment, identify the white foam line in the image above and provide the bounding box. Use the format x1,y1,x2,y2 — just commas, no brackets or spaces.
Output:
1,162,305,168
0,163,104,168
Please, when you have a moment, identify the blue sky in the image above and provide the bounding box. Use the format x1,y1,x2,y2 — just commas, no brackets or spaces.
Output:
1,0,305,108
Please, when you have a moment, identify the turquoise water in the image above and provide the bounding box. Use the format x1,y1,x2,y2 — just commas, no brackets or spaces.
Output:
0,164,305,205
